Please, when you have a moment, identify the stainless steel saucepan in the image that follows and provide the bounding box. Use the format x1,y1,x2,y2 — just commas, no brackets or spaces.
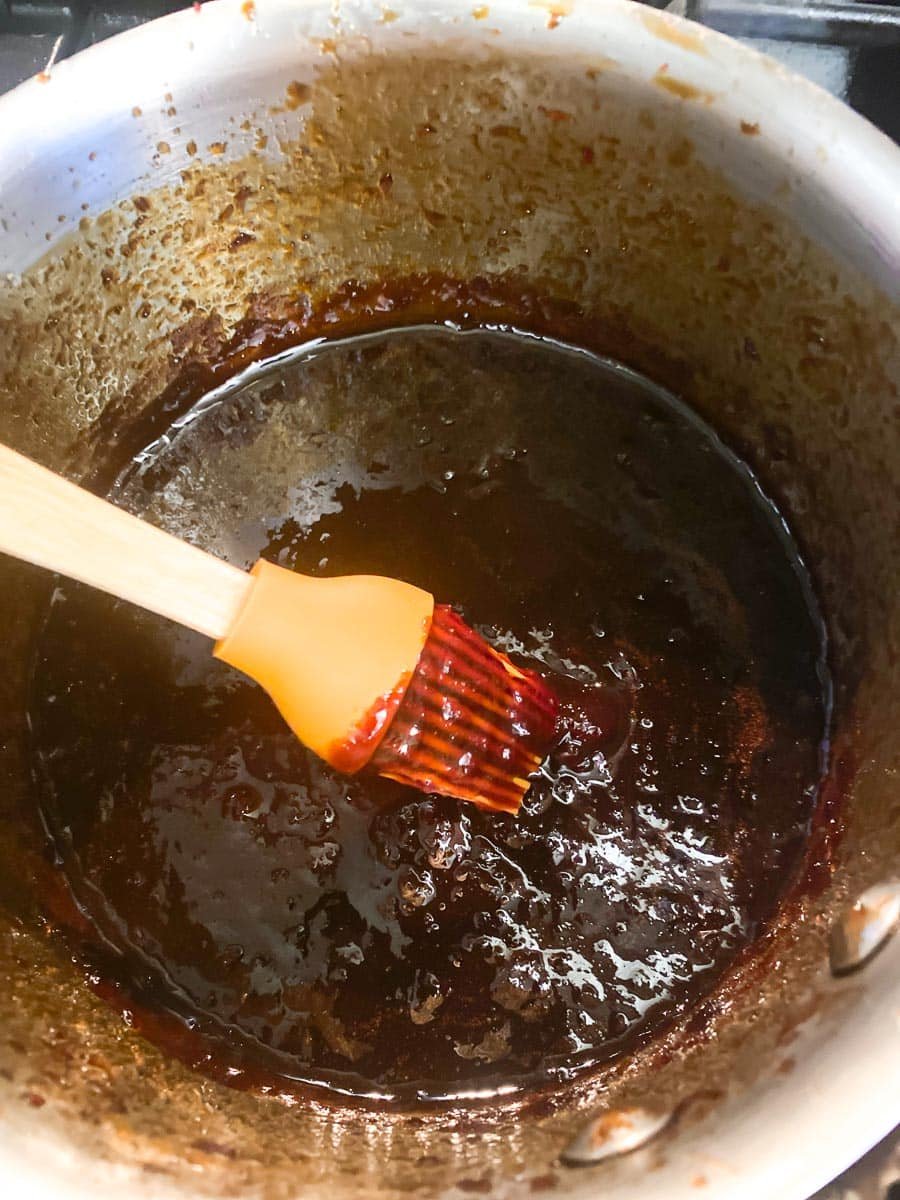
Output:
0,1,897,1196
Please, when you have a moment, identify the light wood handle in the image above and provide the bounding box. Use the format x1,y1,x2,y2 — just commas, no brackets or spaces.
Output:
0,444,252,640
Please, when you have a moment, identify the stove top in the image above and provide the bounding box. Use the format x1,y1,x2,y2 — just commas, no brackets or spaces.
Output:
0,2,896,1197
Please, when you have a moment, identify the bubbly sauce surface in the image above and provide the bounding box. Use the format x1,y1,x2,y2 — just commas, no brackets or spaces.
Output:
30,327,828,1104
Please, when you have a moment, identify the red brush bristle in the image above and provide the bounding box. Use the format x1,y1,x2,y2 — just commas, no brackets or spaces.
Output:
371,605,559,813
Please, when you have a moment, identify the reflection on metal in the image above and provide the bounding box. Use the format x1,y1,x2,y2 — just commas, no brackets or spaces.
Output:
830,882,900,975
561,1106,673,1166
680,0,900,48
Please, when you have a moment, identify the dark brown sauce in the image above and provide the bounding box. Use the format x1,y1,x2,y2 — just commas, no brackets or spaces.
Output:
29,325,829,1105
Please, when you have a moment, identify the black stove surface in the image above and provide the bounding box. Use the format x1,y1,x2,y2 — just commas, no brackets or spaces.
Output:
0,1,896,1197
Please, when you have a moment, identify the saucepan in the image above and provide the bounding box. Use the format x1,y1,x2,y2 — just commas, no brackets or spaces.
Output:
0,0,897,1196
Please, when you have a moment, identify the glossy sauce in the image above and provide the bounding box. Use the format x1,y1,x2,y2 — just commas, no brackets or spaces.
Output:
29,326,828,1104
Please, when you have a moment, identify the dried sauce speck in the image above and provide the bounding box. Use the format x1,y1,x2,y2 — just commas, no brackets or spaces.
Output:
285,81,311,110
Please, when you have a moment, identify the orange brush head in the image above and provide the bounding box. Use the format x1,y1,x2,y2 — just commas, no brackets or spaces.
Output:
370,605,559,813
215,562,558,812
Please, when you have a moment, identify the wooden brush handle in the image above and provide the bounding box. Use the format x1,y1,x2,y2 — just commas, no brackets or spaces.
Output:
0,443,252,640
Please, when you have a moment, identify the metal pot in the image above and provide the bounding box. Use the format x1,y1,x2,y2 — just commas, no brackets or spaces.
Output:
0,1,897,1196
